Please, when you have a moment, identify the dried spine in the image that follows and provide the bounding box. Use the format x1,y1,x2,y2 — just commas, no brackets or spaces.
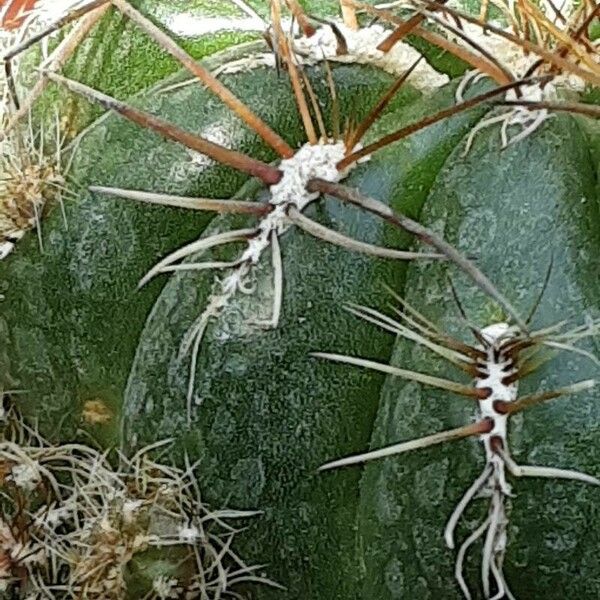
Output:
0,112,71,260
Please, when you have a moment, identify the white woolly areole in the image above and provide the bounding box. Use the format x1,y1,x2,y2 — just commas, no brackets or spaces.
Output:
270,140,348,210
181,140,359,415
217,22,448,91
152,576,179,599
122,499,144,523
294,23,449,89
178,524,200,544
10,462,41,491
189,140,355,338
237,141,350,265
476,322,518,495
480,322,511,344
443,314,599,596
34,502,74,527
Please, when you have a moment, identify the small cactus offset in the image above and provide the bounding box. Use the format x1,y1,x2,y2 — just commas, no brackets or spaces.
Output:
0,1,599,598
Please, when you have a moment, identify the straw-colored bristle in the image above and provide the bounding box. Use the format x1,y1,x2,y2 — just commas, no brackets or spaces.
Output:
0,398,274,597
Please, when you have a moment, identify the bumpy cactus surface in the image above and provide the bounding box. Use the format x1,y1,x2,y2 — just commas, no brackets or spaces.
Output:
0,1,599,599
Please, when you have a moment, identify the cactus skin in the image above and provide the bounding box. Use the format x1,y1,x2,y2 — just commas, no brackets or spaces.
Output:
21,1,258,133
0,37,492,597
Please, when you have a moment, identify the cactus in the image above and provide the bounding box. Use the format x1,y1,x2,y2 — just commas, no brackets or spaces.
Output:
0,0,599,598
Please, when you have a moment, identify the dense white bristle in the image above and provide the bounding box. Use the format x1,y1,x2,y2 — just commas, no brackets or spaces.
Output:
480,322,511,343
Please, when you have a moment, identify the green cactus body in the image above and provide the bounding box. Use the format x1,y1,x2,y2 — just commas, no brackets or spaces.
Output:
1,5,599,599
18,1,259,132
0,42,483,596
121,82,490,600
